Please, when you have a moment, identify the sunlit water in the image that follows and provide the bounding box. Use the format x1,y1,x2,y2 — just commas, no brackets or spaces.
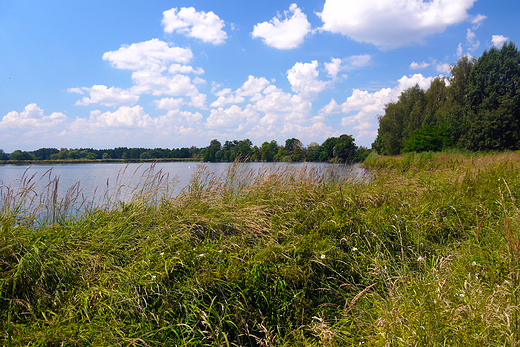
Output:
0,161,365,219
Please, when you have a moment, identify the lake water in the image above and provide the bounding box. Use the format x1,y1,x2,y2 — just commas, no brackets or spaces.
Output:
0,161,364,218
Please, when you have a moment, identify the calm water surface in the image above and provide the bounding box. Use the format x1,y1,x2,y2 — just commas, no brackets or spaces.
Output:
0,162,360,213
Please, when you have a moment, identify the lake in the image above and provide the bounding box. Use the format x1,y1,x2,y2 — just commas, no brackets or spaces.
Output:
0,161,364,219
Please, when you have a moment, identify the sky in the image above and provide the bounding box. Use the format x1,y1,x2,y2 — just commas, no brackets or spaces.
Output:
1,0,518,152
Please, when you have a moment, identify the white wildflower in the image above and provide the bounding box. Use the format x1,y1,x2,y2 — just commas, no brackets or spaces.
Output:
472,261,477,266
352,247,358,252
160,252,165,256
199,253,205,257
151,275,156,280
320,254,326,259
417,256,424,262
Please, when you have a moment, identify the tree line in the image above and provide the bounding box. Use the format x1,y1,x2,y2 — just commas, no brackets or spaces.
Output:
0,134,370,163
373,42,520,154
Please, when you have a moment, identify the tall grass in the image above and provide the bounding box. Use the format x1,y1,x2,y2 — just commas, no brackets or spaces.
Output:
1,154,520,345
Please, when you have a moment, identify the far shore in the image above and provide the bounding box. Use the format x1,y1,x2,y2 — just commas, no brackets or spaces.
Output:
0,157,201,165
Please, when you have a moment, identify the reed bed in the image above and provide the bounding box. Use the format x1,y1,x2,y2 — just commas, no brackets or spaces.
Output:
1,154,520,346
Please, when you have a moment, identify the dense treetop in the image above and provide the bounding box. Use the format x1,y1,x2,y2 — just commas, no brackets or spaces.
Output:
373,42,520,154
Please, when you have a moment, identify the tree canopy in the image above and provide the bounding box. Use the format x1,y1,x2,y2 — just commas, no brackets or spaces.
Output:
373,42,520,154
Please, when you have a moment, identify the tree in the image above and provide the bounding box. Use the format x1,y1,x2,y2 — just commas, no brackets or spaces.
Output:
332,134,357,162
319,137,338,161
260,141,278,162
202,139,221,162
0,149,9,161
284,138,304,161
465,42,520,150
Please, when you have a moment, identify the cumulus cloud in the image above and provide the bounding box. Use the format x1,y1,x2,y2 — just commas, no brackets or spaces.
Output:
410,61,430,69
154,97,184,111
205,105,258,129
318,0,476,49
162,7,227,44
235,76,271,97
102,39,193,71
210,95,246,108
1,104,67,129
83,106,153,129
435,63,450,74
492,35,509,47
252,3,311,49
130,70,206,107
71,85,139,107
286,61,329,99
340,74,434,130
325,58,342,79
315,98,341,121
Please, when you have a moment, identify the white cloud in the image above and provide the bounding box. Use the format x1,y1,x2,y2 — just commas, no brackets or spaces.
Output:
168,64,204,75
492,35,509,47
154,98,184,110
324,55,371,79
0,103,67,129
162,7,227,45
130,70,206,107
252,3,311,49
325,58,342,78
206,105,257,129
102,39,193,71
315,74,435,141
435,63,450,74
235,76,271,97
80,106,153,129
72,85,139,107
318,0,476,49
456,43,463,56
343,55,372,69
316,98,341,121
210,95,246,108
410,61,430,69
466,29,480,52
471,14,487,29
286,60,329,99
254,88,312,124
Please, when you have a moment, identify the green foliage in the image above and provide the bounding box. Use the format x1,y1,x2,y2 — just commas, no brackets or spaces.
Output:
375,42,520,154
465,42,520,150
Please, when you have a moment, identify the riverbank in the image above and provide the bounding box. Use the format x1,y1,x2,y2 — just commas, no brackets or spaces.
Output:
1,152,519,345
0,157,201,165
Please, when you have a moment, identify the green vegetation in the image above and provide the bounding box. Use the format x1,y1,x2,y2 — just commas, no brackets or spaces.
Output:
374,41,520,154
0,134,370,165
2,152,520,345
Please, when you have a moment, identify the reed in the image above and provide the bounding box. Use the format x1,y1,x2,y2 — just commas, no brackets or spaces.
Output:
1,153,520,345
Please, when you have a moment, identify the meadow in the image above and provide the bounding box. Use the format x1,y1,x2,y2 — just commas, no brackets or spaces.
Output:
1,152,520,346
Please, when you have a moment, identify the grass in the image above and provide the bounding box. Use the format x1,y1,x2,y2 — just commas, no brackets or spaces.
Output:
1,153,520,345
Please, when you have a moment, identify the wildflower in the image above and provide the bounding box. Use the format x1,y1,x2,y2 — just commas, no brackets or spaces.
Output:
160,252,164,256
218,250,223,253
320,254,326,259
472,261,477,266
199,253,205,257
151,275,156,280
417,256,424,262
352,247,358,252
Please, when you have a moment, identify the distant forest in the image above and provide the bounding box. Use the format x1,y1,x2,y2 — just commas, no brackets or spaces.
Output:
373,42,520,154
0,134,371,163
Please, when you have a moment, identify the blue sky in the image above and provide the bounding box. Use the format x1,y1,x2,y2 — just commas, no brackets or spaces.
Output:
1,0,518,152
